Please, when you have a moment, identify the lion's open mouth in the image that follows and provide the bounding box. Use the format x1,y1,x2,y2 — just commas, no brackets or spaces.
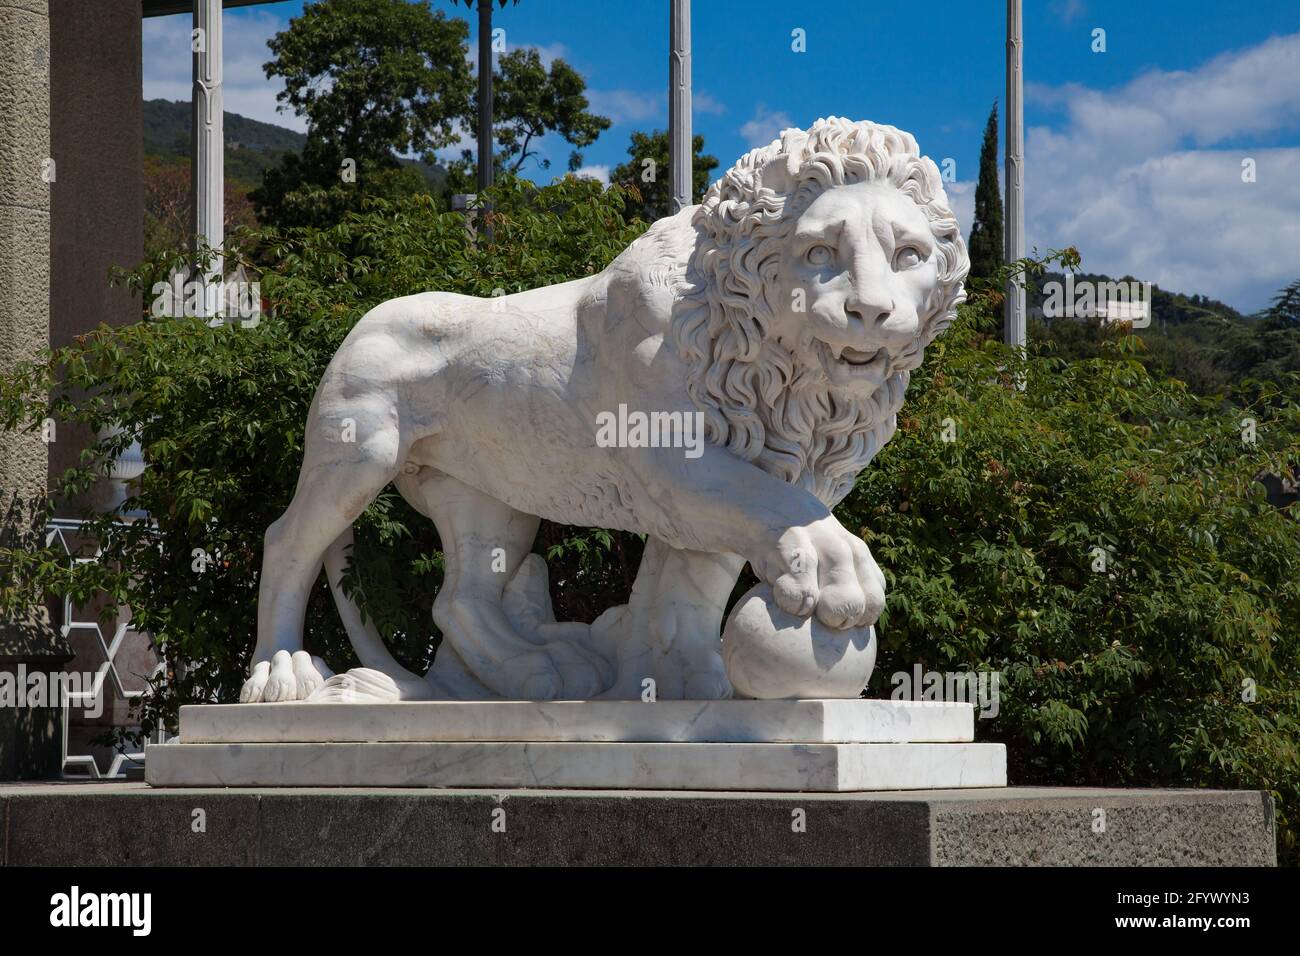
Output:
813,341,895,391
839,346,888,367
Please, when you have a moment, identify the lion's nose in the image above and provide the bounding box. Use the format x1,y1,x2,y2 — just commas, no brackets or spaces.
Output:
845,293,908,338
845,301,890,328
845,299,919,349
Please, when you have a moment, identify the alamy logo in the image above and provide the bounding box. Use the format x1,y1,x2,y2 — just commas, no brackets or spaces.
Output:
0,665,103,718
150,264,262,327
890,664,1001,718
1041,274,1151,327
595,404,705,459
49,886,151,936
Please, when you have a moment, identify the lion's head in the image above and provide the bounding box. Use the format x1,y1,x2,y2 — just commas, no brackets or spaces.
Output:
671,117,969,506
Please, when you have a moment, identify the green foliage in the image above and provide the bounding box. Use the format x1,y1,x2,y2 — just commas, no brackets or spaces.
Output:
845,306,1300,863
1032,273,1300,399
610,130,720,222
450,47,611,181
967,102,1003,283
1261,278,1300,329
253,141,440,232
0,174,644,739
252,0,473,229
265,0,472,164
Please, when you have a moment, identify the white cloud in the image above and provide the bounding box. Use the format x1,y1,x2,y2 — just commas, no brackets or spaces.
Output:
587,89,662,125
469,39,568,69
943,180,976,243
573,164,610,186
740,104,794,148
142,9,306,132
1025,32,1300,311
1049,0,1087,25
583,88,721,128
693,91,726,116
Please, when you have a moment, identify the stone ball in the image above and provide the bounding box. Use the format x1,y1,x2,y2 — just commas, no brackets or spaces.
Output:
722,583,876,699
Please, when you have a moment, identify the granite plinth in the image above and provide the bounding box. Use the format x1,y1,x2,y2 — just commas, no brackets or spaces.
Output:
0,784,1276,866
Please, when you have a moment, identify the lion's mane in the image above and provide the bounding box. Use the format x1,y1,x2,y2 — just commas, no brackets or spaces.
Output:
670,117,969,506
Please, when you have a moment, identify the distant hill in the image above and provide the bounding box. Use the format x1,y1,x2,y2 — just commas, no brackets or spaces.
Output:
1027,270,1247,328
143,99,448,191
1025,269,1299,396
144,98,306,185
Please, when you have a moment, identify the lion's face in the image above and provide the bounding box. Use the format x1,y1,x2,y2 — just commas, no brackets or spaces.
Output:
770,181,942,398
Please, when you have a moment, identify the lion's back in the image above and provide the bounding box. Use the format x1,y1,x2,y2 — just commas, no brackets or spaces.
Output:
596,209,699,340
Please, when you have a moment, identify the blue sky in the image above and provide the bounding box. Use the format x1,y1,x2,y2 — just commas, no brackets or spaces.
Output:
143,0,1300,312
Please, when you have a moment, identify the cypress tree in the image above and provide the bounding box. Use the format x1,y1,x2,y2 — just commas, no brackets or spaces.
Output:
968,102,1004,282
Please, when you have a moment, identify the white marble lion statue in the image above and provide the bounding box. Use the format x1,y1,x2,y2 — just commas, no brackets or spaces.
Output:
240,117,969,704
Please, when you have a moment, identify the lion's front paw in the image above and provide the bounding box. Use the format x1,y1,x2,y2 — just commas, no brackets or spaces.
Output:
240,650,330,702
761,516,886,630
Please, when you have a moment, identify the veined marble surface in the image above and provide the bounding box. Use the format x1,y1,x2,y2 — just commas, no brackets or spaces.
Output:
241,118,970,705
145,740,1006,791
179,698,975,745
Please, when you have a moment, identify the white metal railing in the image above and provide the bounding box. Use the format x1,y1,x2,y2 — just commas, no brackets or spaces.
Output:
46,518,166,779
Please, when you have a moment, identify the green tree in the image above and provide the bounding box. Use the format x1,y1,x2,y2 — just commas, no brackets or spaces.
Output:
1261,278,1300,329
0,174,646,744
486,48,609,174
967,102,1004,283
265,0,471,162
610,129,719,221
252,0,473,228
845,309,1300,864
445,47,612,191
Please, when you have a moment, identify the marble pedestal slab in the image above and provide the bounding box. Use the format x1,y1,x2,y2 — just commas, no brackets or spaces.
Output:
147,700,1006,791
146,740,1007,791
178,699,975,744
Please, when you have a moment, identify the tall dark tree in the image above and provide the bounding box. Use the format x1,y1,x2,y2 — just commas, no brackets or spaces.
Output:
610,129,719,222
968,102,1004,283
1260,277,1300,329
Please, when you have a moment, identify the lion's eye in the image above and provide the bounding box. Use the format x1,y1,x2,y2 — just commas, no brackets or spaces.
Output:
805,245,834,266
894,247,924,270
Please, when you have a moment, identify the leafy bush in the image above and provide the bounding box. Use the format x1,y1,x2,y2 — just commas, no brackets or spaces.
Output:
849,313,1300,862
0,174,645,728
1,186,1296,861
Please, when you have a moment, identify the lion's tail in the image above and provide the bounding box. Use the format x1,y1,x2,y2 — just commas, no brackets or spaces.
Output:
321,526,426,686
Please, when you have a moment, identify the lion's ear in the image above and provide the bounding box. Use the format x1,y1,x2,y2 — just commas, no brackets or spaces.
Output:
758,159,792,194
756,128,809,195
758,152,797,195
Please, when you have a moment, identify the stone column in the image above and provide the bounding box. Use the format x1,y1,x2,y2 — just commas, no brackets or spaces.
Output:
192,0,223,310
0,0,70,781
1003,0,1026,350
668,0,691,215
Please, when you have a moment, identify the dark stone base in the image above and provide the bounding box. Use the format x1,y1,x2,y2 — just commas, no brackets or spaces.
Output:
0,701,63,782
0,783,1275,866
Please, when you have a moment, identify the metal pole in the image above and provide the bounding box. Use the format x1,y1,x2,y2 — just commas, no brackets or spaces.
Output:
1004,0,1025,349
668,0,691,215
477,0,493,193
192,0,223,317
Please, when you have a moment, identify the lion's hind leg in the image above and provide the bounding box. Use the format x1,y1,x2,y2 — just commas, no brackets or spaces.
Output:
243,394,407,703
407,470,612,699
